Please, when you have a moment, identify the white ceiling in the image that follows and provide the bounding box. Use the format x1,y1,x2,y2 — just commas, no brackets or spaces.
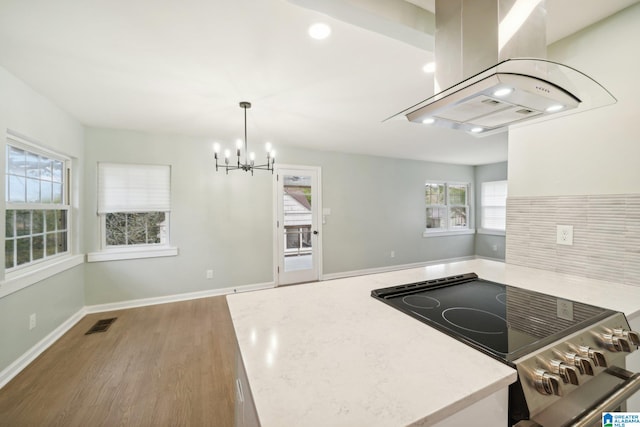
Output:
0,0,637,165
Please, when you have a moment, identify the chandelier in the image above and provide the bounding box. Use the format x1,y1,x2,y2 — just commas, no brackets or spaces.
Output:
213,101,276,175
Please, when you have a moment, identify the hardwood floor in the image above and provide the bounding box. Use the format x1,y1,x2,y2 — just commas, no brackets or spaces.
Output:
0,296,237,427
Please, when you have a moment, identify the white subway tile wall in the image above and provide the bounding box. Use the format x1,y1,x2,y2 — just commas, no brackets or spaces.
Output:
506,194,640,286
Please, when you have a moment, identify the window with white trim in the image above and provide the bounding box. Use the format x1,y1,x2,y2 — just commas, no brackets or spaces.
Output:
425,182,470,232
481,180,508,232
97,162,171,249
5,138,70,271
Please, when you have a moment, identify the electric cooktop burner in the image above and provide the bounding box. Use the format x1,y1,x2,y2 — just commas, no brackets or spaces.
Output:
371,273,615,364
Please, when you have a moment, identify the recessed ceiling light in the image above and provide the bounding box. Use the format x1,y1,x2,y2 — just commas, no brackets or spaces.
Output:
546,104,564,112
493,87,513,97
308,23,331,40
422,62,436,73
470,127,483,133
422,118,435,124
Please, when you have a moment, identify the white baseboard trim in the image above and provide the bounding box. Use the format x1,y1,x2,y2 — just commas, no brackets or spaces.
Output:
321,256,476,281
0,306,87,389
474,255,506,263
85,281,276,314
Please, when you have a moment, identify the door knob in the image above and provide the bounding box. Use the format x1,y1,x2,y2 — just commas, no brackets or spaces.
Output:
313,230,319,235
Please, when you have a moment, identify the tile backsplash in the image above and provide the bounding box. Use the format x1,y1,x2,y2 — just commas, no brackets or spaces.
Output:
506,194,640,286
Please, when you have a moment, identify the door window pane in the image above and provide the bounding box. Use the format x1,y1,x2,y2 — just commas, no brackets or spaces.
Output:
286,228,300,250
282,174,314,274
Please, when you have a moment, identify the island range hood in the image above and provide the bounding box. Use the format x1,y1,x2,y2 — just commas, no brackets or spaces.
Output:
389,0,616,136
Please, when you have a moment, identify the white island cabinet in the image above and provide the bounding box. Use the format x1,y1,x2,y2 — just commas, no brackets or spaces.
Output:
227,259,640,426
235,342,260,427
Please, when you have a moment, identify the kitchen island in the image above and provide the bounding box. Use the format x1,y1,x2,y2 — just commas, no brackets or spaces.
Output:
226,259,640,426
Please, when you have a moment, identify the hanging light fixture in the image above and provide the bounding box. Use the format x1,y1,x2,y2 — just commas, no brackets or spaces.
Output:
213,101,276,175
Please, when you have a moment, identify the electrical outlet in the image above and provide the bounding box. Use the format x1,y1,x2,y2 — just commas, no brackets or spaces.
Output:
557,299,574,321
390,250,395,258
206,269,213,279
29,313,36,330
556,225,574,246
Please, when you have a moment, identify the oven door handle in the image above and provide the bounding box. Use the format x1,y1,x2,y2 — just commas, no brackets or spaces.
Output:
565,365,640,427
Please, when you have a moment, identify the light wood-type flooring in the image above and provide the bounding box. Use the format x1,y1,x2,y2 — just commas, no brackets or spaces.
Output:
0,296,237,427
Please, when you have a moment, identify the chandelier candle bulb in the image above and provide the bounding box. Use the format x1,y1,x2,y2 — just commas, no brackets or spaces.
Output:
266,142,272,152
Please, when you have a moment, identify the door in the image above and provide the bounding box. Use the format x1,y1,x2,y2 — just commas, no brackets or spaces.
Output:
275,165,321,285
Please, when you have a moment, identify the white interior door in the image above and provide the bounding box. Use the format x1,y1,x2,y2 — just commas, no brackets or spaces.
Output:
275,165,321,285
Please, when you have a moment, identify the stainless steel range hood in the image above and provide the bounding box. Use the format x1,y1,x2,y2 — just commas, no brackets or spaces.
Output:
390,0,616,136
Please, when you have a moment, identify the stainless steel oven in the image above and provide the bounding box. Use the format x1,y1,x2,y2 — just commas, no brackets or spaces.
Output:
371,273,640,426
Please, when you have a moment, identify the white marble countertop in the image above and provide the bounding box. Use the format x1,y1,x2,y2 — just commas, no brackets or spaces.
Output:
226,259,640,426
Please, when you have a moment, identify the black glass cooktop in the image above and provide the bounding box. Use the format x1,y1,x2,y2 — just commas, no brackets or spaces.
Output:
371,273,615,364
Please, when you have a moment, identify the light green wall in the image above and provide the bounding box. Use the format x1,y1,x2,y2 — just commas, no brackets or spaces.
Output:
0,66,85,373
474,162,507,260
83,128,274,304
83,128,476,304
282,146,476,273
508,3,640,197
0,267,84,371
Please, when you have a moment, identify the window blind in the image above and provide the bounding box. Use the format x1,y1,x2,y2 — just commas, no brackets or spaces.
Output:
98,163,171,213
481,180,507,230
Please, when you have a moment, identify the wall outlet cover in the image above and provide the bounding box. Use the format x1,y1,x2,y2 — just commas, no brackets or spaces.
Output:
29,313,36,330
556,225,574,246
557,299,574,321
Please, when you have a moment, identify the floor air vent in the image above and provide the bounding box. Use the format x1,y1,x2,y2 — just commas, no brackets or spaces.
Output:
85,317,117,335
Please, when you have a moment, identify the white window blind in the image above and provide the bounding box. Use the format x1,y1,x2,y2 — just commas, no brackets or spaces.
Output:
98,163,171,213
481,180,508,231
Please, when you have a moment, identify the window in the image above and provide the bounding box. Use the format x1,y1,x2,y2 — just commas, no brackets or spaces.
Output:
481,180,508,233
425,182,471,234
5,139,70,271
88,162,176,262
